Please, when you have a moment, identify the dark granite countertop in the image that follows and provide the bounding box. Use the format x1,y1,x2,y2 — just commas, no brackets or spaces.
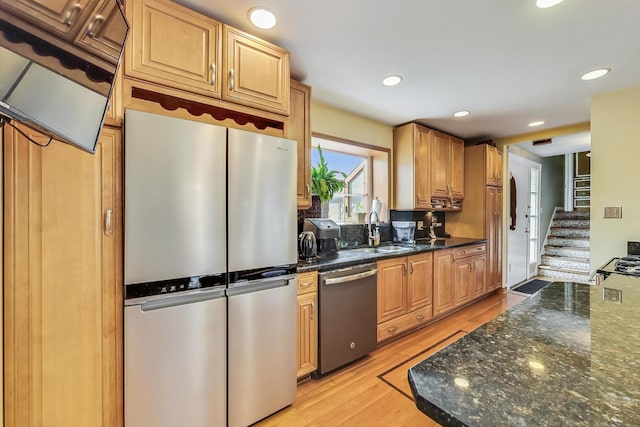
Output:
408,275,640,426
297,237,486,273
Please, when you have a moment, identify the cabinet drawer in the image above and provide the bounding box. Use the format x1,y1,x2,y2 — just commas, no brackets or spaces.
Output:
453,244,486,259
377,306,433,342
297,271,317,295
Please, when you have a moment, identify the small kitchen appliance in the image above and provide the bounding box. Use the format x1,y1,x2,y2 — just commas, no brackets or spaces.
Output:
390,209,447,241
303,219,340,259
298,231,318,261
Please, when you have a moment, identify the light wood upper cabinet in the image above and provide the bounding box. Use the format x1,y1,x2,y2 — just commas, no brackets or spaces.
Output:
393,123,464,210
0,0,98,39
223,25,290,115
3,124,122,427
75,0,128,63
296,271,317,378
125,0,222,98
487,145,503,187
431,131,464,200
394,123,432,209
286,80,312,208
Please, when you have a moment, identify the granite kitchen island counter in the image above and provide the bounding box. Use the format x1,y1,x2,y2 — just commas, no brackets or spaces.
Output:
408,275,640,426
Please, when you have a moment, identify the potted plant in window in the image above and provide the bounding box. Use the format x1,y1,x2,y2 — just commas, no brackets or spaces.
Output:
311,145,347,217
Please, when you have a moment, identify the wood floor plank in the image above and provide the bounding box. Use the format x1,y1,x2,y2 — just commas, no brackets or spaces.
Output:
257,291,526,426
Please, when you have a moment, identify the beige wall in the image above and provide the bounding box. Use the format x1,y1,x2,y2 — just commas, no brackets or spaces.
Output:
310,100,393,149
591,85,640,270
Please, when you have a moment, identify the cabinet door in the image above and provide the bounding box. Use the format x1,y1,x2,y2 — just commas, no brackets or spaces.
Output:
223,25,290,115
449,136,465,198
0,0,98,39
433,250,455,316
414,126,432,208
471,255,487,298
377,258,407,323
75,0,128,63
486,145,503,187
486,187,503,291
125,0,222,98
296,292,317,378
287,80,312,208
407,252,433,312
493,149,503,187
453,258,472,307
430,131,450,198
3,124,122,427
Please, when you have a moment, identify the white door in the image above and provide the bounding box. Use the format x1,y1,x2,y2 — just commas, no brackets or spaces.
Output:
507,152,542,287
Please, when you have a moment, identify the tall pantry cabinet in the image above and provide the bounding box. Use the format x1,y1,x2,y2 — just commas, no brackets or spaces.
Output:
3,124,122,426
447,144,503,292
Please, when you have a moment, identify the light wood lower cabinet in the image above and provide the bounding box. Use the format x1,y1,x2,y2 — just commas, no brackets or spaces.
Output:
433,249,456,316
3,124,122,427
376,253,433,342
296,271,318,378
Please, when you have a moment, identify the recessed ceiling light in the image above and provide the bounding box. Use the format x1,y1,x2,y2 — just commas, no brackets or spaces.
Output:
528,121,545,127
536,0,564,8
580,68,611,81
454,110,470,118
248,7,276,29
382,75,403,87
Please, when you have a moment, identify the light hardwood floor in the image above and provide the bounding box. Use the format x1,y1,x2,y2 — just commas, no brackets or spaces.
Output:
258,291,527,427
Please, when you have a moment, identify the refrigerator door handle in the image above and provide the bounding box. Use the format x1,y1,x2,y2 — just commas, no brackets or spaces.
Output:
226,276,295,297
136,288,226,311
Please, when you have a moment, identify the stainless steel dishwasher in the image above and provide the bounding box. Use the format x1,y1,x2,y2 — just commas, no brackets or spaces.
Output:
317,263,378,375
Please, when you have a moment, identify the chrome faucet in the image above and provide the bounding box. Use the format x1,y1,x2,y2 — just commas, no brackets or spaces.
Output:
368,210,379,247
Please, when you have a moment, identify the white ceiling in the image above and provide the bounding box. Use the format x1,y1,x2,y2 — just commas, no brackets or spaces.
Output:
176,0,640,146
512,131,590,157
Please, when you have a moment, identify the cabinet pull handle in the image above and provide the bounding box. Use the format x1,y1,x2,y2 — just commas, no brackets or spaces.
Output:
104,209,113,236
388,326,398,333
301,280,312,287
229,69,235,90
210,63,216,85
311,301,315,320
85,15,104,37
305,184,310,198
402,264,407,276
416,314,425,321
410,262,414,274
64,3,82,26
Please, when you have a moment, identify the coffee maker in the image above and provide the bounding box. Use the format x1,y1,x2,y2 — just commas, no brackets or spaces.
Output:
303,219,340,259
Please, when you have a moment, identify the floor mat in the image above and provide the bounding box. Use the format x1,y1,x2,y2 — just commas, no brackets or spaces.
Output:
512,279,552,294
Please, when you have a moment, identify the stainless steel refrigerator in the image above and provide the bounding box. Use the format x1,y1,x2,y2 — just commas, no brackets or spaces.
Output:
123,110,297,427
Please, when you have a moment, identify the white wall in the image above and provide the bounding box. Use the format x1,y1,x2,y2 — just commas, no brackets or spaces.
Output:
590,85,640,270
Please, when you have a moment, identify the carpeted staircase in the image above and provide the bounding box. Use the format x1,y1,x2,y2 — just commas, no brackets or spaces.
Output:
538,210,591,283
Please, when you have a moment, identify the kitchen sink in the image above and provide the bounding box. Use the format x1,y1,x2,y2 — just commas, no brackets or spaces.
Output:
349,245,413,254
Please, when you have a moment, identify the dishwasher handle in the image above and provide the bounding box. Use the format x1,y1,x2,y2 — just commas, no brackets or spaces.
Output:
324,268,378,285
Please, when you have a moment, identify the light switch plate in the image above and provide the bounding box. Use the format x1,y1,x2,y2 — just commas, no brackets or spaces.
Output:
603,206,622,218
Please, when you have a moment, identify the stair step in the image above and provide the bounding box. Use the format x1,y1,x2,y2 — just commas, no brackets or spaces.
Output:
549,227,590,238
552,219,590,228
547,236,590,248
540,255,589,271
554,210,590,220
538,265,591,283
544,245,590,259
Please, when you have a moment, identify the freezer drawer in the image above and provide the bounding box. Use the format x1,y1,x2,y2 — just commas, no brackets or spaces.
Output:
227,277,297,427
125,289,226,427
